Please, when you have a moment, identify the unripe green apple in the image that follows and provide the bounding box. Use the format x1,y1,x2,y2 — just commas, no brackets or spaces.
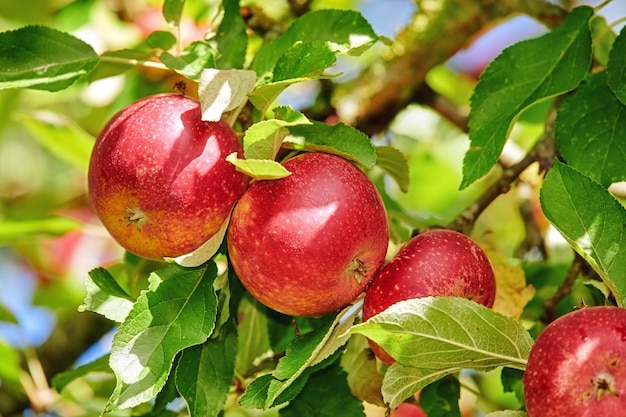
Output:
363,229,496,364
88,93,248,260
227,152,389,317
523,306,626,416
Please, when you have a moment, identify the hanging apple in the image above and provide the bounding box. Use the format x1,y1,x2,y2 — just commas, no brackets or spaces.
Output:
227,152,389,317
363,229,496,364
88,93,249,260
523,306,626,416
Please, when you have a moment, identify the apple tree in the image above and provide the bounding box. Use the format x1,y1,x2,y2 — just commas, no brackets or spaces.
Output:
0,0,625,416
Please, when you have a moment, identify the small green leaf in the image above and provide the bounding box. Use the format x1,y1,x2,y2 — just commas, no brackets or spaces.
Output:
252,9,378,83
279,364,365,417
375,145,410,192
243,107,311,160
18,111,94,172
556,72,626,186
163,0,185,26
198,68,257,121
176,320,237,417
160,41,216,81
215,0,247,69
0,25,99,91
590,15,616,67
106,263,218,411
284,122,376,168
0,341,23,383
607,24,626,106
145,30,177,50
51,354,111,392
226,152,291,180
0,216,83,243
540,161,626,306
350,297,533,408
79,268,134,322
461,6,593,189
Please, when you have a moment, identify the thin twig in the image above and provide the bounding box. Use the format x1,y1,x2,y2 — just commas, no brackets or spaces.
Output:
542,253,589,323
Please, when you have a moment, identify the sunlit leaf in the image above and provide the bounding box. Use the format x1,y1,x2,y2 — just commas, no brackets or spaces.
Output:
51,355,111,392
350,297,533,408
284,122,376,169
0,25,98,91
243,107,311,160
163,0,185,26
252,9,378,83
0,216,83,242
198,68,256,121
160,41,216,81
461,6,592,189
540,161,626,306
105,263,218,411
79,267,134,323
375,145,410,193
226,152,291,180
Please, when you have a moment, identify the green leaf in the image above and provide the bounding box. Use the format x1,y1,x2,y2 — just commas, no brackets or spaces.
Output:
240,303,360,409
145,30,178,50
163,0,185,26
539,161,626,306
556,72,626,186
17,111,94,171
0,216,83,242
176,320,237,417
375,145,410,193
51,354,111,392
350,297,533,408
284,122,377,168
226,152,291,180
215,0,247,69
243,107,311,160
0,25,98,91
461,6,593,189
252,9,378,83
273,41,337,82
160,41,216,81
607,24,626,105
279,364,365,417
418,375,461,417
79,267,134,322
105,263,219,411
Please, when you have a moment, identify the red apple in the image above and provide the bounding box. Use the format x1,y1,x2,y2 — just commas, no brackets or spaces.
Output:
390,403,427,417
227,152,389,317
523,306,626,416
88,93,249,260
363,229,496,364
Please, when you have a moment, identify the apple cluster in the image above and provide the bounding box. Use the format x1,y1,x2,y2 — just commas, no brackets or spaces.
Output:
87,93,498,353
